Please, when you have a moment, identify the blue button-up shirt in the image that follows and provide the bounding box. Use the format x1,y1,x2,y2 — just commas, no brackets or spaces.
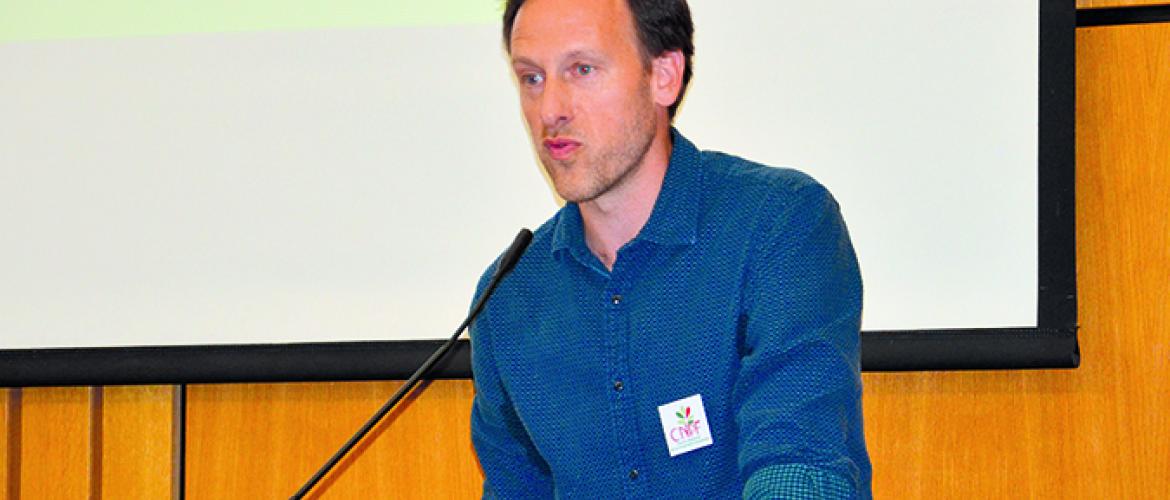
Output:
469,130,871,499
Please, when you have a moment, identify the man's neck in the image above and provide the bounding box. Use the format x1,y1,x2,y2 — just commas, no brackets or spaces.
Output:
579,127,673,270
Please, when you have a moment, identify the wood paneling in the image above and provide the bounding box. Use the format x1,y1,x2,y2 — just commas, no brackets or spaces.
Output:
0,386,178,499
1077,0,1169,9
863,21,1170,500
18,387,96,499
185,380,482,499
2,389,17,500
100,386,179,499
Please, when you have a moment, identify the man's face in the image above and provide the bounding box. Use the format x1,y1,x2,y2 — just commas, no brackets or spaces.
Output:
509,0,660,204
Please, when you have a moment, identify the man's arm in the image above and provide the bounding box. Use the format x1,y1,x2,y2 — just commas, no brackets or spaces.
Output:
468,274,555,499
735,181,869,499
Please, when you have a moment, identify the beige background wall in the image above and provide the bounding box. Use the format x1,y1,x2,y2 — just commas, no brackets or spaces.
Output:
2,3,1168,498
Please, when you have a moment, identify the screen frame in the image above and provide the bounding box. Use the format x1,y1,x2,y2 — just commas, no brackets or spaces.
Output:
0,0,1078,386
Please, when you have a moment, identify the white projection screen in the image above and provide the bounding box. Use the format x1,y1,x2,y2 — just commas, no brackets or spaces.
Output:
0,1,1078,385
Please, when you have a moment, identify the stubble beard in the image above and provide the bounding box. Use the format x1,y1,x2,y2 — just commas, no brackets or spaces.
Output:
540,93,657,204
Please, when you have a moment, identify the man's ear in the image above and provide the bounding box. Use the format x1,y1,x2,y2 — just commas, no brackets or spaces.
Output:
650,49,685,109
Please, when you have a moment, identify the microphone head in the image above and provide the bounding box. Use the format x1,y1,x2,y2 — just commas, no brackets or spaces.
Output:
494,228,533,279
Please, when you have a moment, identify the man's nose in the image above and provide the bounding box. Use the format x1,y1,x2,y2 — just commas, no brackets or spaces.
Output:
540,78,572,131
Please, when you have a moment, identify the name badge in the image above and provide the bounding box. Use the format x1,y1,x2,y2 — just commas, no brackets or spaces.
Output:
657,394,714,457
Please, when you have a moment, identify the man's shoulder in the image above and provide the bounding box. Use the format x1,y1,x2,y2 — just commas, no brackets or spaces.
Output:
472,209,562,294
698,149,833,214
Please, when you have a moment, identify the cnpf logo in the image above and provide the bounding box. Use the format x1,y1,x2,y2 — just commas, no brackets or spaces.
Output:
669,406,703,443
658,395,713,456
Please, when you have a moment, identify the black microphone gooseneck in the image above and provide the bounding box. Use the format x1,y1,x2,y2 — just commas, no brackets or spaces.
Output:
291,228,534,499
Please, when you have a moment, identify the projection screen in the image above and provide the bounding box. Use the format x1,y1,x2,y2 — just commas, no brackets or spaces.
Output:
0,0,1078,384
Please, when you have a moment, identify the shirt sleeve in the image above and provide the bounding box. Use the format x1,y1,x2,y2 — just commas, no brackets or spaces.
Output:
468,272,555,499
735,181,868,499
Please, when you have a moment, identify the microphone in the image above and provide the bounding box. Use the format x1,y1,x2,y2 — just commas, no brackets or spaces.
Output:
291,228,534,499
494,228,533,279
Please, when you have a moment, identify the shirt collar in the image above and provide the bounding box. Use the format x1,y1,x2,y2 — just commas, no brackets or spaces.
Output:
552,128,702,258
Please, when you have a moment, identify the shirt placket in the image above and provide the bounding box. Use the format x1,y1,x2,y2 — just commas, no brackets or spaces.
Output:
605,247,649,498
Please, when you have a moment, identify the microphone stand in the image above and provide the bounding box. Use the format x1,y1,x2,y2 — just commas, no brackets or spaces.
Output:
290,228,533,499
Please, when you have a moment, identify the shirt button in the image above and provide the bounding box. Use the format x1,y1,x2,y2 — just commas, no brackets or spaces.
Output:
611,294,623,305
613,380,624,391
628,468,639,480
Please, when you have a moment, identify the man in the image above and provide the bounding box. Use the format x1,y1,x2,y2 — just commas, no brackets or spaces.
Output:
468,0,871,497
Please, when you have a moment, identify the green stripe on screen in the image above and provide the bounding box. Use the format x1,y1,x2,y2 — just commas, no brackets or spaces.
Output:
0,1,501,42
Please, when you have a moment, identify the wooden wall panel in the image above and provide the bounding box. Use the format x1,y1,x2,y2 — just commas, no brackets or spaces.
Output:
1,389,15,500
18,387,95,499
0,386,178,499
100,386,178,499
1077,0,1168,9
186,380,482,499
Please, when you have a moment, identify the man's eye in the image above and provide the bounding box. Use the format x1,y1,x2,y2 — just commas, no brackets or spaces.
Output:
574,64,594,76
522,73,544,86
